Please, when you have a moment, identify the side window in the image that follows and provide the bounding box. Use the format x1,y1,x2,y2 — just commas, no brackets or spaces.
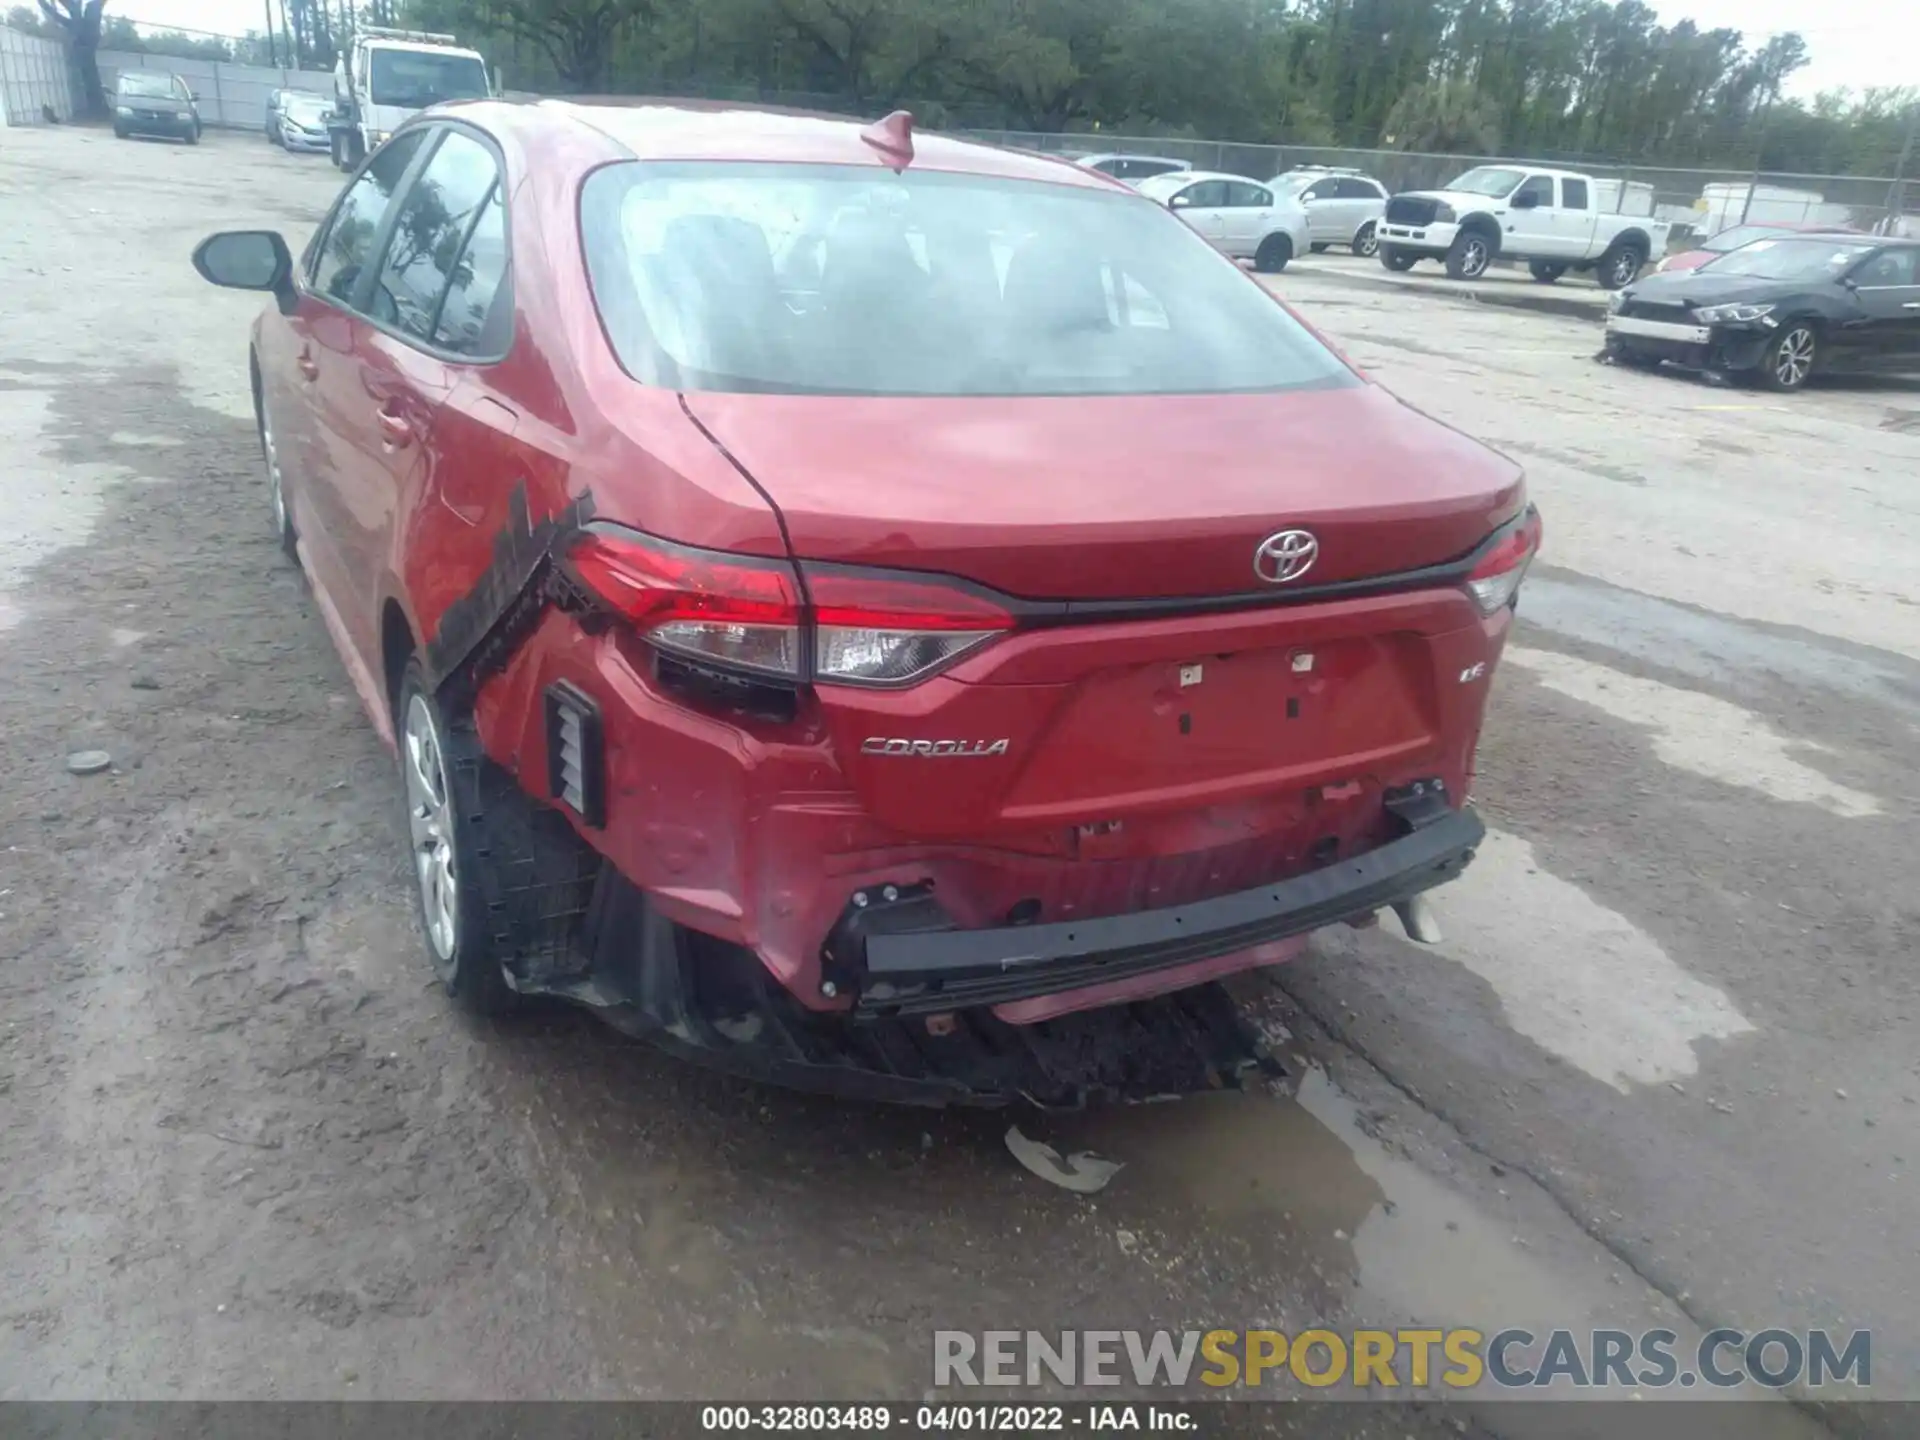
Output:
1561,178,1590,210
1340,177,1384,200
1513,175,1556,207
368,130,506,349
1225,181,1270,208
1857,249,1917,287
433,187,511,355
1301,183,1328,202
307,130,429,308
1176,180,1229,209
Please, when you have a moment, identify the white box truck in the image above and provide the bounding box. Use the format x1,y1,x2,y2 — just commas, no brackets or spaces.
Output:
330,26,491,169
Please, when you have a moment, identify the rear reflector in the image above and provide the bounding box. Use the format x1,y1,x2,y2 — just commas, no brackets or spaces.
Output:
544,682,604,826
1466,508,1542,615
564,527,1014,689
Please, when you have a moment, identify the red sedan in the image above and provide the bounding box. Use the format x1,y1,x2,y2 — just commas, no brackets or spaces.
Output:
191,100,1537,1106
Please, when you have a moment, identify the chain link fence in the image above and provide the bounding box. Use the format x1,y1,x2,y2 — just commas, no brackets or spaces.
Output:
960,130,1918,242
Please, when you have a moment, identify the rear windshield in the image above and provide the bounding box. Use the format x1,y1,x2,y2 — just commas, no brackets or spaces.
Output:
579,162,1356,397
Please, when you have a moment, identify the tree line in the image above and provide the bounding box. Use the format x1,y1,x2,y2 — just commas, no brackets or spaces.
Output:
12,0,1917,178
405,0,1915,176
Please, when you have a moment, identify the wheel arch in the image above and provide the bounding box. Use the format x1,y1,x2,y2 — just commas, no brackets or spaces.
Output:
1458,212,1502,253
381,595,420,720
1608,227,1653,256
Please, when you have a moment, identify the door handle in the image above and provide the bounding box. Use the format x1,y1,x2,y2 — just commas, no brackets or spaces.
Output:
296,345,319,381
377,408,414,447
1903,301,1920,310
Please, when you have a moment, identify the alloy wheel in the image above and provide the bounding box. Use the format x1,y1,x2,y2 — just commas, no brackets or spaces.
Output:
1462,238,1488,277
403,695,460,963
1610,250,1640,287
261,406,288,541
1774,328,1815,388
1355,224,1378,257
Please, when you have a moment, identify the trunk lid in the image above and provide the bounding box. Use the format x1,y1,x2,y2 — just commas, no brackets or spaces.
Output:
684,386,1521,849
682,385,1523,601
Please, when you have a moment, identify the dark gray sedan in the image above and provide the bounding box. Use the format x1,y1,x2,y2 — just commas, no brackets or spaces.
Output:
112,70,201,144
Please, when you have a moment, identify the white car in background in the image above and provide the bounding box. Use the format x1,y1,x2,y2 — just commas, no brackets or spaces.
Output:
1074,153,1191,186
275,91,333,153
1265,167,1389,256
1136,170,1312,273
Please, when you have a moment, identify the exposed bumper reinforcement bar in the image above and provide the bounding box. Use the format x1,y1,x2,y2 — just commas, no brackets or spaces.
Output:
854,803,1485,1018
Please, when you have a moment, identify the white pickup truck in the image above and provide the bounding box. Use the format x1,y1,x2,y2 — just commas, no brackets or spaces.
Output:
1376,165,1670,289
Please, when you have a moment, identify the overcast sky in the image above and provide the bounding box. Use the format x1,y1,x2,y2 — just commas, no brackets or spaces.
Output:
123,0,1915,100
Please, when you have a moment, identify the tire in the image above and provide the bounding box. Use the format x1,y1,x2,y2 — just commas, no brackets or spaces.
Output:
1309,242,1330,254
1379,245,1417,272
1596,242,1646,290
112,122,128,139
1529,261,1568,284
1352,222,1379,258
1254,233,1294,274
1445,229,1493,280
1753,322,1818,392
185,124,199,145
395,662,519,1016
257,390,298,561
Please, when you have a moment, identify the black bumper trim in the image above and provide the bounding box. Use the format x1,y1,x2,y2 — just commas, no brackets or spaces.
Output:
858,806,1484,1017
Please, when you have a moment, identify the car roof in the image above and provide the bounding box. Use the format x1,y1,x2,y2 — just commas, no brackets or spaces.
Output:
462,99,1121,192
1079,153,1187,165
118,69,177,81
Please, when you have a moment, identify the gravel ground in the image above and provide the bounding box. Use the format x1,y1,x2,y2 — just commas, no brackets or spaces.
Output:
0,125,1914,1438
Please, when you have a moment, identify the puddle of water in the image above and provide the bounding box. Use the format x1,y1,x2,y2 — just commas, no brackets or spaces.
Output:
1507,645,1883,817
1048,1072,1828,1429
1429,829,1755,1091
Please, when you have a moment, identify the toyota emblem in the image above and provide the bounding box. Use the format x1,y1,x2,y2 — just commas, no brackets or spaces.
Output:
1253,529,1319,585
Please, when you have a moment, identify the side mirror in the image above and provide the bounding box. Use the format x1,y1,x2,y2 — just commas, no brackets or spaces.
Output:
1170,194,1192,209
192,231,296,313
1512,191,1540,210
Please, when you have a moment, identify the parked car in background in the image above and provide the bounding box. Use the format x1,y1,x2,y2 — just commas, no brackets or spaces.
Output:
112,70,201,144
275,91,334,153
188,103,1529,1107
1655,220,1855,274
1074,153,1191,186
1137,169,1312,272
265,87,288,142
1604,236,1920,391
1266,167,1388,256
1378,165,1667,288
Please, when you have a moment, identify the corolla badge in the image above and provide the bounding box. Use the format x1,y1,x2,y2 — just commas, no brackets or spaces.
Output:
861,738,1010,758
1253,529,1319,584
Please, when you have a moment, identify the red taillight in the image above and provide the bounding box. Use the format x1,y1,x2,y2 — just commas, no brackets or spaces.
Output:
567,530,804,678
1466,508,1542,615
565,530,1014,688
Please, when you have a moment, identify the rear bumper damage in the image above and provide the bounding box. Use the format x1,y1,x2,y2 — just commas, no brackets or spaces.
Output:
830,786,1481,1018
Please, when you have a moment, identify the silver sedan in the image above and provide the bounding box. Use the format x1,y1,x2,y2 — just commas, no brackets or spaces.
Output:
1136,170,1313,273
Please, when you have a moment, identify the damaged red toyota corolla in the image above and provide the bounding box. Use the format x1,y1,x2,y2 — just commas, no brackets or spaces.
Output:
192,101,1538,1106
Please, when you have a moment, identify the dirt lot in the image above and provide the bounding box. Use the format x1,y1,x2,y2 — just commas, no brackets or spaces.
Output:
1,126,1915,1435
